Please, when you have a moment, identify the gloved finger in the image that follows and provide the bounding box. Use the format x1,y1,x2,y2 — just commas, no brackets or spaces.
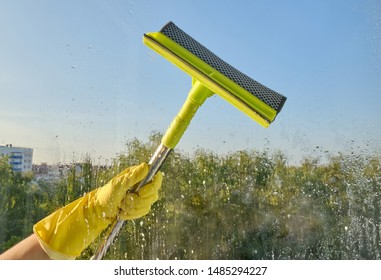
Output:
122,193,159,209
137,172,163,198
119,192,158,220
119,162,149,191
110,163,146,187
119,205,151,220
95,163,149,218
119,162,146,178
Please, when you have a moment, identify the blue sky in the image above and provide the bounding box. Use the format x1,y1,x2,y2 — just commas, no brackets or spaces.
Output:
1,0,380,164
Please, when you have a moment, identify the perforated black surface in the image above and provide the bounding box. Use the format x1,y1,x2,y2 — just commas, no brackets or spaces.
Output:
160,22,286,113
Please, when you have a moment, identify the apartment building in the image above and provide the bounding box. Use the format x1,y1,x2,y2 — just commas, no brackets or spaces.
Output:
0,144,33,173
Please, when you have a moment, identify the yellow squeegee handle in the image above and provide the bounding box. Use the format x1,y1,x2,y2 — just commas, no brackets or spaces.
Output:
162,80,213,149
91,80,212,259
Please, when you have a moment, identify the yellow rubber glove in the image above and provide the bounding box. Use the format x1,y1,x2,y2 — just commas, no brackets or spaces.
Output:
33,162,162,260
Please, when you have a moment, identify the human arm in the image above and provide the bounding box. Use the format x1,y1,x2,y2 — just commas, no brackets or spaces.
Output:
0,162,162,260
0,234,50,260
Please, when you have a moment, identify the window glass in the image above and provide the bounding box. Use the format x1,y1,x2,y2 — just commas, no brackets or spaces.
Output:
1,1,380,260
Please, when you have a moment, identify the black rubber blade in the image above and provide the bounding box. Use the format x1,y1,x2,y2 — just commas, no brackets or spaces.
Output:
160,22,287,114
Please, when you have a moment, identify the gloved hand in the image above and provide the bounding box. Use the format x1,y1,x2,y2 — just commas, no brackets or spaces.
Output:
33,162,162,260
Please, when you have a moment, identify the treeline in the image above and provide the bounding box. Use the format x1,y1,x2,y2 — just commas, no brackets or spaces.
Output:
1,132,380,259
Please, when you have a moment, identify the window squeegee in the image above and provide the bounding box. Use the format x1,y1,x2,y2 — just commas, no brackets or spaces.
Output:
92,21,287,259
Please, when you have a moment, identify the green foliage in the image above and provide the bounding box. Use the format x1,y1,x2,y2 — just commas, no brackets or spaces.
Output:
0,157,42,251
1,134,381,259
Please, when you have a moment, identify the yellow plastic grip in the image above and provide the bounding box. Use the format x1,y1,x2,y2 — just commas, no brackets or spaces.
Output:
162,80,213,149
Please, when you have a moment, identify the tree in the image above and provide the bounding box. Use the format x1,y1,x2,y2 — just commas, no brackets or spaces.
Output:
2,133,381,260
